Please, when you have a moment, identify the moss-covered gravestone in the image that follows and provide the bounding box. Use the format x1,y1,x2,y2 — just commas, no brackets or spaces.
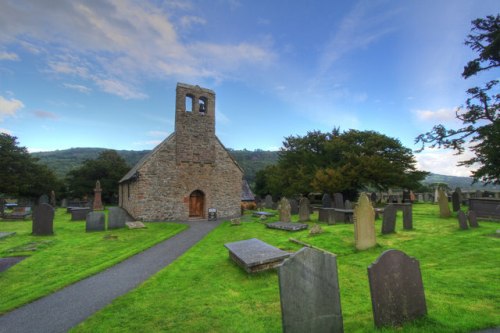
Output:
278,197,292,223
438,188,451,218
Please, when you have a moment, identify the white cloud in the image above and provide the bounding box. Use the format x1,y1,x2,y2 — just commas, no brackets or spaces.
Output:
95,78,148,100
0,51,19,61
63,83,92,94
147,130,169,137
0,128,12,134
179,16,206,28
413,108,457,122
0,95,24,121
415,147,477,177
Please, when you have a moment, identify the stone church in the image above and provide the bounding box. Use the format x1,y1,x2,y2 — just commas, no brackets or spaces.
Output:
119,83,243,221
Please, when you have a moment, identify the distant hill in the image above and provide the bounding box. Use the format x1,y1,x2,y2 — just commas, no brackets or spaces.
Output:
32,148,498,191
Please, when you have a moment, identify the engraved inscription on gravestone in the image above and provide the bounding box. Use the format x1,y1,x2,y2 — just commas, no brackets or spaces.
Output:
279,247,343,333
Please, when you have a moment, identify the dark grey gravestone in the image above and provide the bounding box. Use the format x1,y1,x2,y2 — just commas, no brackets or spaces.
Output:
402,204,413,230
333,193,344,209
457,211,469,230
279,247,343,333
298,197,310,222
468,210,479,228
38,194,49,205
32,203,54,236
71,207,91,221
381,204,397,234
468,198,500,220
289,199,299,215
370,192,377,203
108,207,128,229
402,190,411,203
86,212,105,232
264,195,274,209
452,191,460,212
322,193,332,208
318,208,336,224
266,222,308,231
344,200,353,210
224,238,290,273
368,249,427,328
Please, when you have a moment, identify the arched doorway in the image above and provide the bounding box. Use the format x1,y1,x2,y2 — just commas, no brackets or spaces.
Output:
189,190,205,218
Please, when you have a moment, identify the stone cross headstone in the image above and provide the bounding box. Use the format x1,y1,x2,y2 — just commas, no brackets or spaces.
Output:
264,194,274,209
457,211,469,230
86,211,106,232
108,207,128,229
298,197,310,222
468,210,479,228
93,180,104,211
32,203,54,236
289,198,299,215
39,194,49,205
438,188,451,217
452,190,460,212
278,247,343,333
50,190,56,207
322,193,332,208
354,193,376,250
278,197,292,223
368,249,427,328
381,204,396,234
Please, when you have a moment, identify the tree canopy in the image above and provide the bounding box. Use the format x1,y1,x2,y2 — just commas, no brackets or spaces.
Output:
0,133,61,198
255,129,427,199
416,15,500,184
65,150,130,203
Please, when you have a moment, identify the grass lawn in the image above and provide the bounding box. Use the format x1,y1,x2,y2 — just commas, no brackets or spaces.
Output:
72,203,499,333
0,208,187,314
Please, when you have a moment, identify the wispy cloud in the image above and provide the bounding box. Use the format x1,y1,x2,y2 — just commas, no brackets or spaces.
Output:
147,130,169,137
0,128,12,134
0,51,19,61
63,83,92,94
34,110,59,120
413,108,458,122
0,95,24,121
179,16,206,28
415,147,476,177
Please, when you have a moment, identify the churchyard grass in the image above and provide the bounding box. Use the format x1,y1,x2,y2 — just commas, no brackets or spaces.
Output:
0,208,187,314
72,203,499,333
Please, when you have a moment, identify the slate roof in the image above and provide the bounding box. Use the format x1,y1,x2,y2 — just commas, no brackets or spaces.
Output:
241,179,255,201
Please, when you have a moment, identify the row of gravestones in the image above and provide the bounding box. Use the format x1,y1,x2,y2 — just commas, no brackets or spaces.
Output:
279,247,426,332
277,197,312,222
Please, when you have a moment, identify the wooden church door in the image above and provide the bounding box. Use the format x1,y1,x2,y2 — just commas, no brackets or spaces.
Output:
189,190,205,218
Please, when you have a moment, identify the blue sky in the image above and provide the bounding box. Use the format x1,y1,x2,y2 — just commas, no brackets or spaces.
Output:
0,0,498,176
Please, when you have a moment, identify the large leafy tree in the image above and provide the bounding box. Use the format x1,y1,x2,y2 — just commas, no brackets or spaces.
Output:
65,150,130,203
0,133,61,198
255,129,427,198
415,15,500,184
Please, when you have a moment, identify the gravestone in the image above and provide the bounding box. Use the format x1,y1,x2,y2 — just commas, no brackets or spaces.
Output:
298,197,310,222
457,211,468,230
264,195,274,209
289,199,299,215
438,188,451,217
468,198,500,220
93,180,104,211
39,194,49,205
368,249,427,328
452,190,460,212
401,204,413,230
468,210,479,228
344,200,353,210
86,212,105,232
370,192,377,203
318,208,336,224
402,190,411,203
278,197,292,222
50,190,56,207
322,193,332,208
381,204,396,234
354,193,376,250
224,238,290,273
108,207,128,229
418,194,424,202
32,203,54,236
333,193,346,222
71,207,91,221
61,198,68,208
279,247,343,333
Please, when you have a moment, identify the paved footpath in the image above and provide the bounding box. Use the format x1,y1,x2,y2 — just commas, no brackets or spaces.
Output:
0,220,221,333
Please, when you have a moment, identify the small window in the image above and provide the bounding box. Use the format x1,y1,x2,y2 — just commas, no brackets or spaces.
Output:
199,97,207,114
185,94,194,112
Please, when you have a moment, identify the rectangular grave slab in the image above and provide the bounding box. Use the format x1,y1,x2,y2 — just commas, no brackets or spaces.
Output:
224,238,290,273
266,222,308,231
71,207,92,221
468,198,500,220
368,249,427,328
279,247,343,333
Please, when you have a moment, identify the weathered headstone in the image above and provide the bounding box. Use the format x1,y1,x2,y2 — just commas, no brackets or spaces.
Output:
108,207,128,229
318,208,336,224
438,188,451,218
322,193,332,208
434,188,439,203
71,207,91,221
279,247,343,333
278,197,292,223
452,190,460,212
333,193,344,209
61,198,68,208
402,190,411,203
86,211,105,232
468,210,479,228
457,211,469,230
93,180,104,211
370,192,377,203
401,204,413,230
264,194,274,209
50,190,56,207
417,194,424,202
354,193,376,250
39,194,49,205
32,203,54,236
381,204,396,234
368,249,427,328
289,198,299,215
298,197,310,222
